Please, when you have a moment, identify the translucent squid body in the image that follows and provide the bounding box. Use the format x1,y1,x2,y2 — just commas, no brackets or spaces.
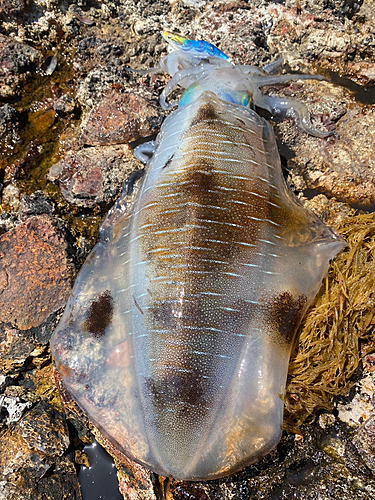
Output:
50,32,346,480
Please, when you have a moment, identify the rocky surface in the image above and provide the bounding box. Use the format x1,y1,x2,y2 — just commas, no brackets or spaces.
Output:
0,0,375,499
0,215,76,330
0,396,81,500
278,86,375,209
48,145,139,207
0,33,41,98
0,104,21,170
79,90,163,146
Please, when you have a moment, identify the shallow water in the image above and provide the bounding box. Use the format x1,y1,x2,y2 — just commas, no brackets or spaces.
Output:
78,440,122,500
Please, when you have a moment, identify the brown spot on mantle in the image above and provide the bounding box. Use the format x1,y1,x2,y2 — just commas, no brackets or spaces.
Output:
85,290,114,338
266,292,307,346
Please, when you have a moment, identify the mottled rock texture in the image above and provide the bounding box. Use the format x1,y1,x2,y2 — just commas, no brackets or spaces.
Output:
0,215,75,330
0,398,81,500
80,90,163,145
48,145,139,207
0,34,41,98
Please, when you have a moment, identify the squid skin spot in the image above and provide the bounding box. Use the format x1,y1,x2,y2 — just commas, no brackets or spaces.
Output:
162,153,175,169
146,373,209,420
266,291,307,345
85,290,114,338
190,103,218,126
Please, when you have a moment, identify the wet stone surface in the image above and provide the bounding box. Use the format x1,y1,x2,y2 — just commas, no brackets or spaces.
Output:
272,79,375,208
80,90,164,146
0,398,81,500
48,145,140,208
281,91,375,209
0,34,41,98
18,190,55,221
0,215,76,330
0,0,375,499
0,104,21,167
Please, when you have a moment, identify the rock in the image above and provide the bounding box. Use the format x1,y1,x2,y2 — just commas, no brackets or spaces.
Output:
350,353,375,474
1,184,20,211
0,104,17,133
0,373,8,391
4,139,41,182
304,0,362,18
116,458,157,500
76,69,125,111
48,145,140,207
346,61,375,85
354,414,375,474
338,352,375,429
28,108,56,135
284,100,375,209
303,194,356,226
80,90,163,145
18,190,54,221
0,0,25,16
0,385,33,426
0,399,81,500
0,323,39,375
0,211,19,236
0,34,41,98
0,104,21,169
53,94,76,115
0,215,75,330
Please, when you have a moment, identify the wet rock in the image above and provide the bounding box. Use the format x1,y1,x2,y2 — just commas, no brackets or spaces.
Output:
4,139,41,182
0,0,25,16
346,61,375,85
0,34,41,98
341,352,375,475
116,458,156,500
0,385,33,426
29,108,56,134
354,413,375,474
48,145,140,207
283,99,375,208
267,8,358,66
0,400,69,477
0,104,21,167
0,399,81,500
80,90,163,145
1,184,20,211
18,190,55,221
303,194,356,226
338,353,375,429
53,93,76,116
0,373,8,391
0,211,19,236
0,215,75,330
363,353,375,373
167,419,375,499
0,323,39,375
76,69,126,110
304,0,362,18
0,103,17,131
28,102,57,135
354,0,375,31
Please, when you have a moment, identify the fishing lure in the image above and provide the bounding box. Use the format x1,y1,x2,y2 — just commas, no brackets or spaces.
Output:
51,32,345,481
